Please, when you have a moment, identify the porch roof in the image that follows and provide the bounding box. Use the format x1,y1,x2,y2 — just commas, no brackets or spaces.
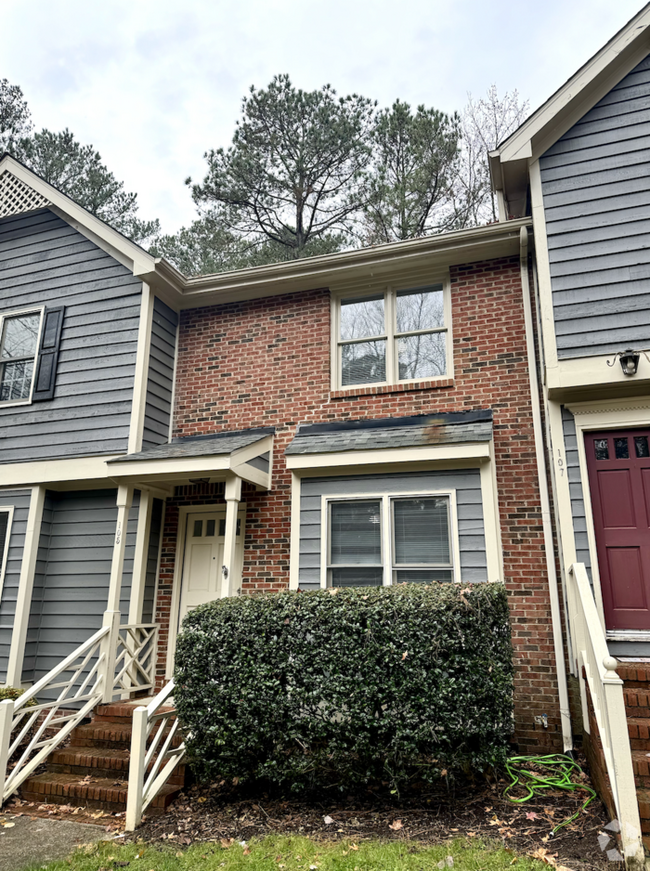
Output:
285,410,492,455
108,428,274,463
105,428,275,492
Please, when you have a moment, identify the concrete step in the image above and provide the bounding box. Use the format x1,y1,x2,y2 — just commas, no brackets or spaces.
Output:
627,717,650,750
21,772,180,814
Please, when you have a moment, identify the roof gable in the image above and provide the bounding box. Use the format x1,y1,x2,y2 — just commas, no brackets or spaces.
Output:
0,152,156,276
490,4,650,216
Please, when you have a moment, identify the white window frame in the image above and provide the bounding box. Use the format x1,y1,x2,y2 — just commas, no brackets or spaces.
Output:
331,280,453,391
0,505,15,602
0,307,44,407
320,489,461,588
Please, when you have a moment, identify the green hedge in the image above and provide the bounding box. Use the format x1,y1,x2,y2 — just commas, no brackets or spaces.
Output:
174,583,514,794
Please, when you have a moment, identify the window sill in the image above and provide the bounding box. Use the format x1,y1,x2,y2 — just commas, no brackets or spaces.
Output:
330,378,454,400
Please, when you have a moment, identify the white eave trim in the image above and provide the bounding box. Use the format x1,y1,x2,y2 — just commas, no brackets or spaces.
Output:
161,219,532,308
494,4,650,168
285,441,491,471
0,155,157,276
106,435,274,489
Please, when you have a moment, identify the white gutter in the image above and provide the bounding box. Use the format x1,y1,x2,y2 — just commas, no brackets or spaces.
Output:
519,226,573,752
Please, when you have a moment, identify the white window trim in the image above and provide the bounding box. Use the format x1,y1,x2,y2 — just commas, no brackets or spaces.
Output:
319,489,461,589
0,306,45,408
0,505,15,603
330,280,453,391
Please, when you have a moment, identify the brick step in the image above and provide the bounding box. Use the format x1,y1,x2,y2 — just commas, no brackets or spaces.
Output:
630,750,650,787
635,788,650,834
21,772,180,814
47,746,185,786
628,717,650,750
94,701,172,724
69,720,183,751
623,688,650,718
615,661,650,685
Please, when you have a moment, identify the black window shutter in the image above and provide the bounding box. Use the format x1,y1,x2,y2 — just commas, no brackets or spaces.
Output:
32,306,65,402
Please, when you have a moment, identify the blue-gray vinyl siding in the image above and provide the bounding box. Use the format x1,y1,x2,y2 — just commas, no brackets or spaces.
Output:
0,490,32,684
142,297,178,449
0,208,142,462
298,469,487,590
540,54,650,358
141,498,163,623
22,489,137,690
561,408,592,581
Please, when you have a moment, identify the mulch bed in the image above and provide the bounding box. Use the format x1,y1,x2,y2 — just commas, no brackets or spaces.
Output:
5,751,619,870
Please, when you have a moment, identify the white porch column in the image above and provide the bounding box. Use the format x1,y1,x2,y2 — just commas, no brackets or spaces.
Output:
128,489,153,624
5,486,46,687
101,484,133,702
221,474,241,598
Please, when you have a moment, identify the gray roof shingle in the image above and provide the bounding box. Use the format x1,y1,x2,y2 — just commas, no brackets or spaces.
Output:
107,428,274,464
285,412,492,455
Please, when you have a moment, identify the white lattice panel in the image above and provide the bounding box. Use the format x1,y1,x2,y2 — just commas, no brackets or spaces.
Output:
0,170,50,218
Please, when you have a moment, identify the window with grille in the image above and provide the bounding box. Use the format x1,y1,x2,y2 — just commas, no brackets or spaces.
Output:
335,283,450,389
326,493,455,587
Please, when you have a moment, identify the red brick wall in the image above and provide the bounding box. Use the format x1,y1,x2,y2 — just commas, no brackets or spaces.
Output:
155,255,564,750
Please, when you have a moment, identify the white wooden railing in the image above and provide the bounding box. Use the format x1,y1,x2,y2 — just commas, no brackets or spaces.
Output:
125,679,186,831
567,563,645,870
0,613,160,807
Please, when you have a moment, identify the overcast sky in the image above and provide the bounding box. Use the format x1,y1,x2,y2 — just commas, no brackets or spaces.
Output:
1,0,646,234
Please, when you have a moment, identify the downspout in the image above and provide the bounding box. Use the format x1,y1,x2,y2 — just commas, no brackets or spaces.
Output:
519,226,573,752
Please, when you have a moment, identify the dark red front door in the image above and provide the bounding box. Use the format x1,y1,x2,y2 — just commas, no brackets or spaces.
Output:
585,428,650,631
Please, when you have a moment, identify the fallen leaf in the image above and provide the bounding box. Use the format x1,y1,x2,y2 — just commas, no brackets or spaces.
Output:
197,797,207,803
243,848,251,856
350,844,359,851
323,816,334,825
388,819,403,831
525,811,539,820
220,839,233,849
402,651,408,660
1,822,15,828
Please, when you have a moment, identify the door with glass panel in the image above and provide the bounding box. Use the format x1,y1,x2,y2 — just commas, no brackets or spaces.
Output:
178,511,244,625
326,495,454,587
585,429,650,631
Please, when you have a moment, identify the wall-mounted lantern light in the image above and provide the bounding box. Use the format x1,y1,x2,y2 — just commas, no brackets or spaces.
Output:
607,348,644,376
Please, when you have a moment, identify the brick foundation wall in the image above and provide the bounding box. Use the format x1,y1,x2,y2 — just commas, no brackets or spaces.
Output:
154,255,565,751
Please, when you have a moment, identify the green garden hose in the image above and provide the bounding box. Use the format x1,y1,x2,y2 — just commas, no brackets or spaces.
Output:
504,753,597,834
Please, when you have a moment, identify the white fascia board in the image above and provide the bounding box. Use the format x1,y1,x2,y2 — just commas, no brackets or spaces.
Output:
285,442,491,471
229,436,274,465
496,6,650,166
0,455,122,488
0,156,156,276
107,454,231,480
171,219,531,308
546,351,650,398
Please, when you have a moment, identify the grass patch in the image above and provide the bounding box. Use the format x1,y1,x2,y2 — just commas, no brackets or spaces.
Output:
33,835,546,871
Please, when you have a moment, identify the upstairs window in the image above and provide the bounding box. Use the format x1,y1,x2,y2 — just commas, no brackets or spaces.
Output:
326,493,456,587
0,312,41,402
335,283,450,388
0,306,65,405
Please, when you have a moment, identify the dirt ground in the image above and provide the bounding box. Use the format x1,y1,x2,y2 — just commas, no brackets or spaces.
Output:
4,752,620,871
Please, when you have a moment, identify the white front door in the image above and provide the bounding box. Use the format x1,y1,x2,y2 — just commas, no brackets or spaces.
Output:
177,510,244,627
